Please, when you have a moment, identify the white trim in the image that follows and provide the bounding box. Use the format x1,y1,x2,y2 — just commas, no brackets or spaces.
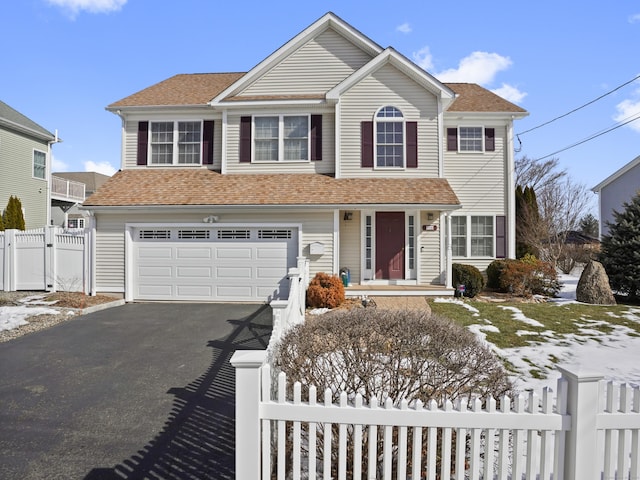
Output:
506,123,516,258
334,99,342,179
457,126,485,153
148,120,204,166
373,105,406,170
32,148,47,180
333,210,339,275
221,109,228,174
437,97,444,178
250,114,311,163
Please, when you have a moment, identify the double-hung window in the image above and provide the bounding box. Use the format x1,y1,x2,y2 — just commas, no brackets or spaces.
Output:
33,150,46,179
459,127,483,152
375,106,404,167
150,121,202,165
254,115,309,162
451,215,494,257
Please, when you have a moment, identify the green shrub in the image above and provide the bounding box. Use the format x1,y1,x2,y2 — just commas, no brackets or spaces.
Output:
487,259,509,290
306,272,345,309
500,256,561,297
452,263,485,298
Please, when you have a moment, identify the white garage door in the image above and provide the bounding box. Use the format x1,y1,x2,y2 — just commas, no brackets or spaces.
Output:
132,226,297,302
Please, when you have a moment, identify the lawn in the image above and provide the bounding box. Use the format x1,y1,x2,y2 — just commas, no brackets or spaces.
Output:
428,279,640,392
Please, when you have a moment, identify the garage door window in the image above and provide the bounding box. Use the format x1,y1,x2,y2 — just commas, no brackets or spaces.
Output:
259,229,293,239
139,229,171,239
178,229,210,239
218,229,251,239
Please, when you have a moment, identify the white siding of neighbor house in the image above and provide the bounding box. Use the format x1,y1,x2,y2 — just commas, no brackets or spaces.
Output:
599,161,640,237
93,210,335,295
419,211,442,284
224,108,335,174
0,128,50,229
338,210,361,283
122,115,222,171
338,63,440,178
241,29,373,96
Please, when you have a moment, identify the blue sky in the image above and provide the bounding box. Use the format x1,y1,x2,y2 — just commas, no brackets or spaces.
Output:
3,0,639,211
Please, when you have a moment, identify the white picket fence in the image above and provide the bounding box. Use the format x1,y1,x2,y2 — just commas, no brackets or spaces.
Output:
232,352,640,480
0,227,89,293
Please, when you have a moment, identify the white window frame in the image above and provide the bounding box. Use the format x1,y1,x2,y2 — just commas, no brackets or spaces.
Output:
67,218,85,229
148,120,203,165
451,215,495,258
33,149,47,180
374,106,405,169
252,114,311,163
458,126,484,152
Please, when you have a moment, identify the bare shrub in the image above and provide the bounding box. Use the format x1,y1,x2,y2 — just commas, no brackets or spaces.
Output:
273,308,513,477
500,254,561,297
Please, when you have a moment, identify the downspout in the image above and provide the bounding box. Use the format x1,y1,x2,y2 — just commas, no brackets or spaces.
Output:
437,97,444,177
116,110,126,171
445,213,453,288
506,121,516,258
47,129,62,227
221,109,228,174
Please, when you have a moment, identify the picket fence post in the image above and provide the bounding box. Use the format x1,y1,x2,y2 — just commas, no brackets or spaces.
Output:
559,366,603,480
231,350,267,480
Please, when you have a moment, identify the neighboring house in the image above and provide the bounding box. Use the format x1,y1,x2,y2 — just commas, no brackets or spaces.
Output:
592,154,640,238
0,100,59,229
83,12,527,302
51,171,111,229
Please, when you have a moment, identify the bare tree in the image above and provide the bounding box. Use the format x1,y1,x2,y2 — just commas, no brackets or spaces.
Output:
515,157,592,265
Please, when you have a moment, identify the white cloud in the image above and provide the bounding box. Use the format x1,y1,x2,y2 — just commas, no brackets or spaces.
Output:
628,13,640,23
492,83,528,104
434,51,512,84
45,0,127,17
396,22,412,34
614,86,640,133
84,160,117,176
412,46,434,71
51,155,69,172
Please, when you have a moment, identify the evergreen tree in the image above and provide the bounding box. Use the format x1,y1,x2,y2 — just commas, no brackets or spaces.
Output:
579,213,599,238
3,196,26,230
600,193,640,300
515,185,540,258
0,208,4,231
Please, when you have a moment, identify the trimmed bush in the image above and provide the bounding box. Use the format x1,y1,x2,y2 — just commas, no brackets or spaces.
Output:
452,263,485,298
306,272,345,309
500,255,561,297
487,259,510,290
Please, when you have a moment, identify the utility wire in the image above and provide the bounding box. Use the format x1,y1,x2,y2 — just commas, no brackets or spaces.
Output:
532,113,640,162
516,73,640,137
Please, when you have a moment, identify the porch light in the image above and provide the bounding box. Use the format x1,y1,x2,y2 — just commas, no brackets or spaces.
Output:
343,212,353,221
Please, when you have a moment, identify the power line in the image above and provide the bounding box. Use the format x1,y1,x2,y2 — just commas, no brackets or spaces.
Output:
516,73,640,137
531,113,640,162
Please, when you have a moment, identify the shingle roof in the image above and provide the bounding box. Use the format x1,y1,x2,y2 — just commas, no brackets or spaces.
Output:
446,83,527,113
83,170,460,208
0,100,55,140
106,73,525,114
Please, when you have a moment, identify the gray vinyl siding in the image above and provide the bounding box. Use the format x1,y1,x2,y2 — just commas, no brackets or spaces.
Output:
0,127,49,229
419,211,442,284
338,210,361,284
225,109,335,174
242,29,373,96
338,64,440,178
123,117,222,171
93,210,335,295
599,162,640,237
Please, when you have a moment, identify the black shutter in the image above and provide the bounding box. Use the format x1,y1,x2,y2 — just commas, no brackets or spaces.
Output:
361,121,374,168
137,121,149,166
239,116,251,163
447,128,458,151
406,121,418,168
202,120,214,165
310,115,322,161
485,128,495,152
496,215,506,258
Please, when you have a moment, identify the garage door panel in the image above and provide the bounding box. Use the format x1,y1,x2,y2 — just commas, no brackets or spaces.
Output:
133,226,296,302
176,266,213,278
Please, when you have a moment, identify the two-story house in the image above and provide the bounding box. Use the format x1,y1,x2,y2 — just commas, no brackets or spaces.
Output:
83,12,527,302
0,100,58,229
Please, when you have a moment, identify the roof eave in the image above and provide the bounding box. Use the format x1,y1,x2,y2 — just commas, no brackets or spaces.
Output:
0,118,55,142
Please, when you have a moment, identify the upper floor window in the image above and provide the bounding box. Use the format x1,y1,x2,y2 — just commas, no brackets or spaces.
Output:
150,121,202,165
253,115,309,162
33,150,46,179
375,106,404,168
447,127,495,152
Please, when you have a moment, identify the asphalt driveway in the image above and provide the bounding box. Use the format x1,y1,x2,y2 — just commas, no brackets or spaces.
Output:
0,302,273,480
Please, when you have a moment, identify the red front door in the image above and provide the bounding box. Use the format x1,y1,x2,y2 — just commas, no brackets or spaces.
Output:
375,212,405,280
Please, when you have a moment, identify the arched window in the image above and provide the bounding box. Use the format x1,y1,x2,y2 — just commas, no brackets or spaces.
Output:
375,106,404,168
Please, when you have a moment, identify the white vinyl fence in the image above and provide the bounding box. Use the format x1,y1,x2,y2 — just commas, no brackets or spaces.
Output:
0,227,89,293
232,353,640,480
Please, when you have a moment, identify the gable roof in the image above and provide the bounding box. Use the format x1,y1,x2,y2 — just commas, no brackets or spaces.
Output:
591,154,640,192
0,100,55,141
83,170,460,209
